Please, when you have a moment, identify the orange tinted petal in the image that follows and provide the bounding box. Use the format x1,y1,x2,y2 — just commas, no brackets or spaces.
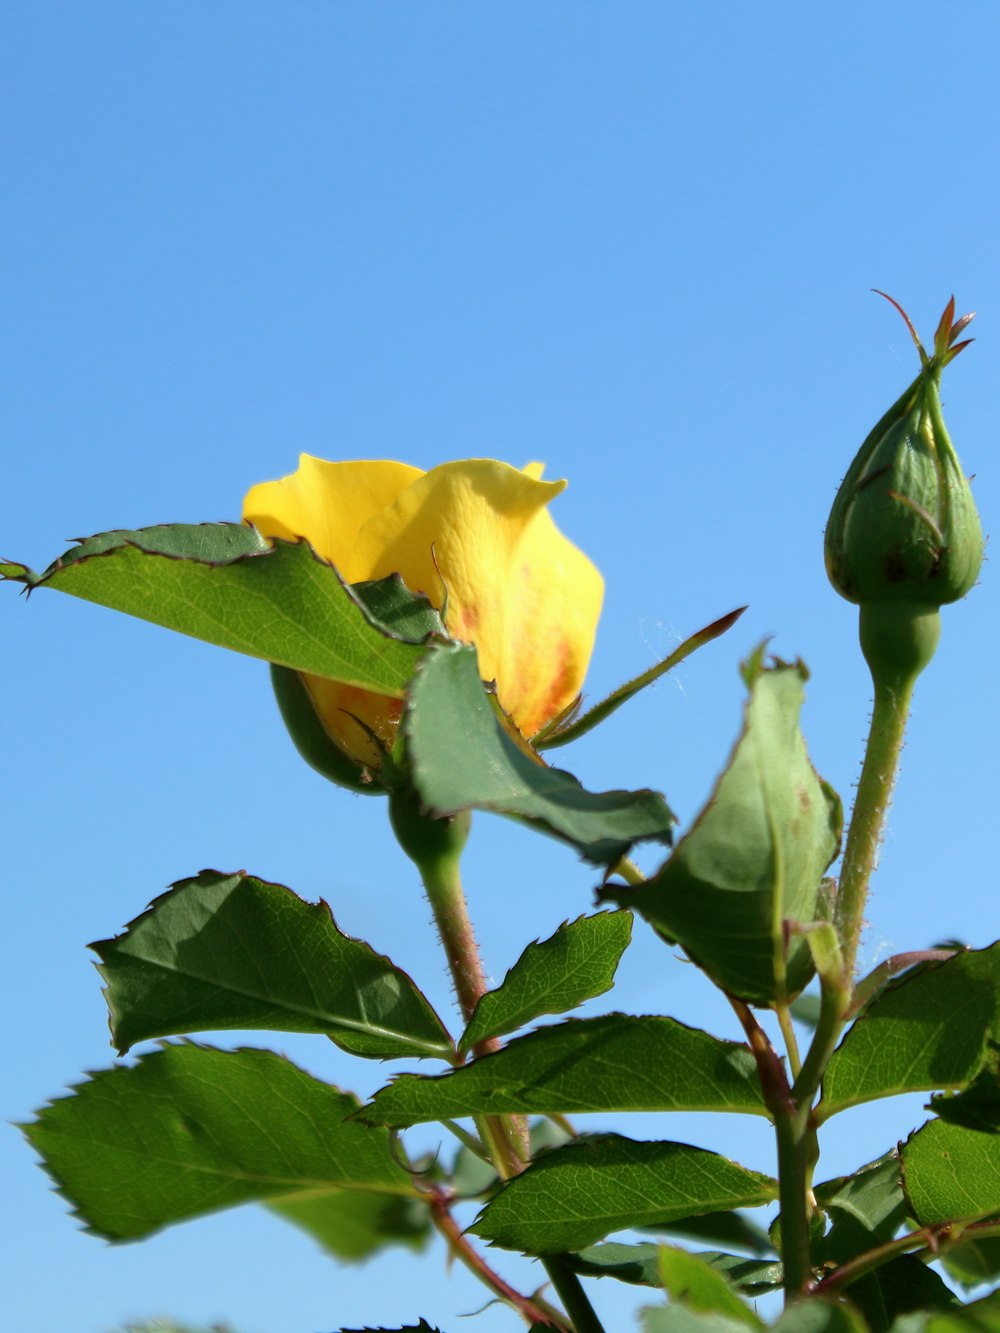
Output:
349,459,603,735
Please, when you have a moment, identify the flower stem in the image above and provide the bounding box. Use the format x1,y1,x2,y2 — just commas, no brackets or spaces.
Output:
729,998,812,1297
428,1189,572,1329
834,673,915,985
389,787,606,1332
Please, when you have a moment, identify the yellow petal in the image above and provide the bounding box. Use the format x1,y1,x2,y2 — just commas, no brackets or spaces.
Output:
348,459,603,737
242,454,423,568
243,455,422,770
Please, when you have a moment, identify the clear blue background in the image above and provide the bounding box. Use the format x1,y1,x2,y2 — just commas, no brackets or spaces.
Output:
2,4,996,1331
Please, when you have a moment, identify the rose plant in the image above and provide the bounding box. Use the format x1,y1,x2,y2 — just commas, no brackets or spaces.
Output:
3,298,998,1333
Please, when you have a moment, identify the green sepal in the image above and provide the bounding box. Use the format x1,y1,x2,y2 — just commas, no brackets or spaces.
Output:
403,640,675,866
601,650,842,1005
91,869,454,1060
270,664,382,793
534,606,746,750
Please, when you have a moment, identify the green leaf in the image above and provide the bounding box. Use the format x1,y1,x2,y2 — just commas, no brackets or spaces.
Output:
930,1056,1000,1133
656,1244,764,1326
473,1134,777,1253
535,607,746,750
569,1241,665,1287
771,1303,869,1333
404,641,675,866
459,911,633,1053
363,1015,767,1128
889,1290,1000,1333
643,1309,763,1333
340,1325,443,1333
641,1210,774,1256
91,869,454,1060
790,992,822,1028
600,651,842,1005
903,1119,1000,1225
568,1241,780,1293
941,1231,1000,1287
4,526,441,694
815,1153,908,1264
820,945,1000,1119
839,1257,959,1333
267,1188,431,1261
21,1043,416,1241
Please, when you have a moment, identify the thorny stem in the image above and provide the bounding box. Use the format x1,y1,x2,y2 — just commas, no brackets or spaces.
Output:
768,657,920,1300
728,999,813,1297
813,1218,1000,1297
428,1188,572,1330
392,791,607,1333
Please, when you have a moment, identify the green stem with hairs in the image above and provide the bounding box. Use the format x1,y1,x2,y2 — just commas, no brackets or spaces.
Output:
388,784,607,1333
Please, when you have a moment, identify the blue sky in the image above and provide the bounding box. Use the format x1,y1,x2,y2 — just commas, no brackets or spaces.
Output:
2,5,997,1331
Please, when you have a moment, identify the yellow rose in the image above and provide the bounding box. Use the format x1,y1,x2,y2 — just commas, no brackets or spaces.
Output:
243,455,603,771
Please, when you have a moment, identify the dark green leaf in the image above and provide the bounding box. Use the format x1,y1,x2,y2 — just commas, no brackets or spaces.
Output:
820,946,1000,1119
568,1244,781,1295
791,993,822,1029
404,642,675,866
600,651,842,1004
656,1244,764,1326
4,526,439,694
459,911,632,1053
92,869,454,1060
888,1290,1000,1333
570,1241,665,1286
641,1210,774,1256
941,1231,1000,1287
21,1043,416,1240
697,1253,783,1296
930,1056,1000,1133
363,1015,767,1128
903,1119,1000,1225
643,1310,764,1333
340,1324,443,1333
473,1134,777,1253
771,1303,869,1333
267,1188,430,1261
535,607,746,750
839,1257,958,1333
816,1153,908,1264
